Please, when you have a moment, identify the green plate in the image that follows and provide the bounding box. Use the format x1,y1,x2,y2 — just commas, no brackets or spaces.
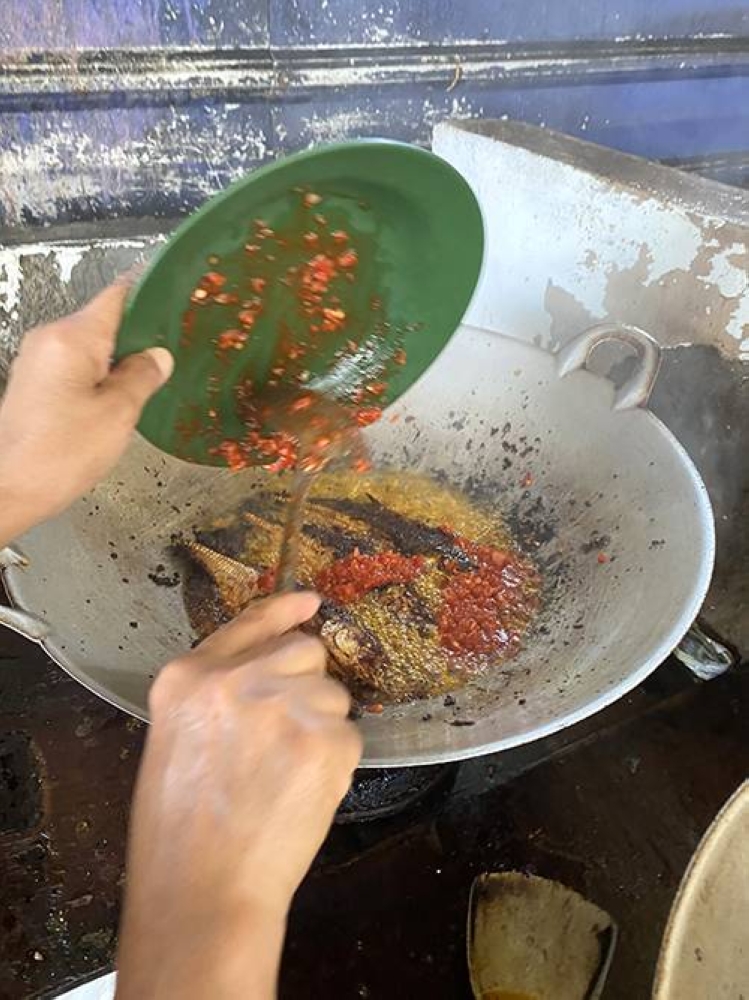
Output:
117,140,484,466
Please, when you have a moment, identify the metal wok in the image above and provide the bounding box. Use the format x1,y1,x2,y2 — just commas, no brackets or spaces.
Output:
0,324,714,766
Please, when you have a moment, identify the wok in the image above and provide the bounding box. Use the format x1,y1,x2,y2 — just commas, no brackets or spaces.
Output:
0,324,714,766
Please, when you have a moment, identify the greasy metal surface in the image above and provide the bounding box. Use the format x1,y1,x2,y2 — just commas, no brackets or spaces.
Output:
653,780,749,1000
335,765,458,824
283,665,749,1000
1,626,747,1000
2,328,714,765
0,627,143,1000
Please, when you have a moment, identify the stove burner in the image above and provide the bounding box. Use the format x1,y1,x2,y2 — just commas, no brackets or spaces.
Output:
335,763,459,824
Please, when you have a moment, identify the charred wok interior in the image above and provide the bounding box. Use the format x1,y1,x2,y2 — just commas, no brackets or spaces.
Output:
180,470,542,708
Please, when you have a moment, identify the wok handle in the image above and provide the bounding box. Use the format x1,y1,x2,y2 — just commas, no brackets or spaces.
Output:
556,323,661,410
674,621,737,680
0,546,52,642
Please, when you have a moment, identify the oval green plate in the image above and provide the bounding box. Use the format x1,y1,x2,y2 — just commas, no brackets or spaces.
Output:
117,140,484,466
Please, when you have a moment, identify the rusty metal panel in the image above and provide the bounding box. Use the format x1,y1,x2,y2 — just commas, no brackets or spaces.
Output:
4,0,747,51
1,2,749,230
0,0,268,49
0,102,275,226
271,0,749,44
2,68,749,230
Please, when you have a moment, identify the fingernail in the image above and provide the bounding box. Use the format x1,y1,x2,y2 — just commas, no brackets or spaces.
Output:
143,346,175,382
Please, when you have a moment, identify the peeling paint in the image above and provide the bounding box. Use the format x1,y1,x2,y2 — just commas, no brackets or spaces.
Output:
0,253,22,330
435,119,749,655
0,105,271,226
55,246,86,284
696,241,749,347
700,242,749,298
435,119,749,361
0,237,164,360
300,107,386,145
3,32,749,230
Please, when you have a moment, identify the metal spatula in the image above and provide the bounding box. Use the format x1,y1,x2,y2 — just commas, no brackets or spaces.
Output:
468,873,617,1000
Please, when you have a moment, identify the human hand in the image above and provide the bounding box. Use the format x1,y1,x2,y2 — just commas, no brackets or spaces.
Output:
116,592,362,1000
0,281,172,542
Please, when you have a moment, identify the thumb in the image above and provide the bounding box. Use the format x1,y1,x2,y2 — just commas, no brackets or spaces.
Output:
102,347,174,417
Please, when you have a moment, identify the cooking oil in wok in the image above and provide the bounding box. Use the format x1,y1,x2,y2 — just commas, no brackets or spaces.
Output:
183,470,542,706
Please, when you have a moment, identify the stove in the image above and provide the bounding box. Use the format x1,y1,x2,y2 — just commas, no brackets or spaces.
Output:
336,764,460,824
331,621,739,828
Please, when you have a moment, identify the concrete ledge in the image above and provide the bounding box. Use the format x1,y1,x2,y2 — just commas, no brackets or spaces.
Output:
434,119,749,361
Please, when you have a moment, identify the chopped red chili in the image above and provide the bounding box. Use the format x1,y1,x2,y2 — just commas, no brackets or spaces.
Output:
321,307,346,331
337,250,358,269
354,406,383,427
217,329,247,351
237,310,257,328
437,535,538,657
184,184,424,479
316,551,425,605
288,394,313,413
214,440,249,472
203,271,226,290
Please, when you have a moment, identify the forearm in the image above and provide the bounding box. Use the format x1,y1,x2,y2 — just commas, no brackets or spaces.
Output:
115,898,287,1000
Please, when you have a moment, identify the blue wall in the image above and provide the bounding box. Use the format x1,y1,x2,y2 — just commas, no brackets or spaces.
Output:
1,1,748,228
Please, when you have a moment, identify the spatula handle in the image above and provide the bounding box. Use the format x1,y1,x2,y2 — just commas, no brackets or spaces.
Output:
274,470,314,594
